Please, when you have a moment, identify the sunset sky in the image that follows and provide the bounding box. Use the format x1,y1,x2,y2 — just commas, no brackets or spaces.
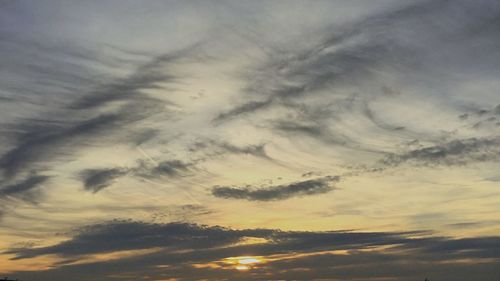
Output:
1,0,500,280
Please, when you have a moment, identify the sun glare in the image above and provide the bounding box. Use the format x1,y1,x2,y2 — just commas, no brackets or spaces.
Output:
224,256,263,270
238,257,260,265
235,265,250,271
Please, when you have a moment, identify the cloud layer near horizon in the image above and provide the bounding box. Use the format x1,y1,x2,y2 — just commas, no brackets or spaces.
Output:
5,220,500,281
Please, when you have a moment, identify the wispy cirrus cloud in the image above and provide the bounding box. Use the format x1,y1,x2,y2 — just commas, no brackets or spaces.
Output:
380,137,500,167
214,0,500,159
0,44,194,200
77,159,193,193
0,174,49,201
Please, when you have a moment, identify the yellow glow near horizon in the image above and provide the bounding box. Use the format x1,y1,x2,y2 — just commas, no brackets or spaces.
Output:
238,257,260,265
223,256,262,270
235,265,250,271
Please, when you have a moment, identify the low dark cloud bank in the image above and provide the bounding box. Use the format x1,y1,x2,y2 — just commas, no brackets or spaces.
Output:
6,220,500,281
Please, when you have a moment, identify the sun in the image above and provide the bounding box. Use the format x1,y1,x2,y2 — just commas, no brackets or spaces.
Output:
238,257,260,265
224,256,263,270
235,265,250,271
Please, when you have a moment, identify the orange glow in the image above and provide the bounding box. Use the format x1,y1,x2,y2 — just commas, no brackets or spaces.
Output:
235,264,250,271
238,257,260,265
223,256,263,270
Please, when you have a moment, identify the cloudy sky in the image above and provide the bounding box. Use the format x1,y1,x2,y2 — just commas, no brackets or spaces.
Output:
1,0,500,280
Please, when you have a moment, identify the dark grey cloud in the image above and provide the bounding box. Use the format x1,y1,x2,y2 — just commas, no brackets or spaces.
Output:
79,168,128,193
7,220,272,260
133,159,192,179
216,142,269,159
211,176,340,201
212,0,500,160
68,49,187,110
381,137,500,167
1,114,120,179
6,220,500,281
152,160,190,177
0,21,205,182
0,36,109,106
5,219,410,260
0,174,49,201
76,158,193,193
273,120,323,138
256,248,500,281
0,97,165,179
0,44,189,183
457,103,500,129
189,139,271,160
211,0,418,123
150,204,214,222
130,128,158,146
213,99,273,123
264,97,391,152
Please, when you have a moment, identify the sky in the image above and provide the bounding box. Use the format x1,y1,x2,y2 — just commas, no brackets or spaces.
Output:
1,0,500,280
